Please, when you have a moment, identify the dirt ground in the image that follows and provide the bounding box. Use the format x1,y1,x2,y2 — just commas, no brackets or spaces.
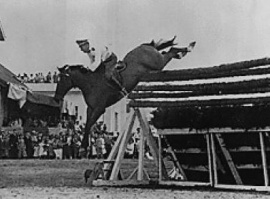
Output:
0,159,270,199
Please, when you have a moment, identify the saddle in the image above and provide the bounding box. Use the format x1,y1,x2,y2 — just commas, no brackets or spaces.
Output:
112,61,126,84
104,59,128,96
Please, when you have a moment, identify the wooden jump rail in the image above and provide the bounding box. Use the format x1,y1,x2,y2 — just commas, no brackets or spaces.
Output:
93,57,270,191
129,96,270,108
141,57,270,82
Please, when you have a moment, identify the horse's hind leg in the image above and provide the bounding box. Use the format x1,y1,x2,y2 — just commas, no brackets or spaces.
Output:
151,36,177,51
161,48,185,66
162,41,196,66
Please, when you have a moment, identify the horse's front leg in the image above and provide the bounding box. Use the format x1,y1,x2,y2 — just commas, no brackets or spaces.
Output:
82,106,105,150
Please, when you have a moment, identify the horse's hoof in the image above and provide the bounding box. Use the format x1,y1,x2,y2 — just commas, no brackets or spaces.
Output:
84,169,92,183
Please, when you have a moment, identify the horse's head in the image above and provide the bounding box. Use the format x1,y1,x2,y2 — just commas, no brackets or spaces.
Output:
54,65,75,101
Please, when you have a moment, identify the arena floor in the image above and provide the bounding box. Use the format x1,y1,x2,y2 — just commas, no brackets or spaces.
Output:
0,159,269,199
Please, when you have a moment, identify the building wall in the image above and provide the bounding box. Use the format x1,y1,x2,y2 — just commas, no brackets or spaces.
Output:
0,86,3,127
26,83,128,134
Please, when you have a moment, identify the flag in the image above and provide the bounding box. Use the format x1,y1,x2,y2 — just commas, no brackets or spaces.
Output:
7,83,27,108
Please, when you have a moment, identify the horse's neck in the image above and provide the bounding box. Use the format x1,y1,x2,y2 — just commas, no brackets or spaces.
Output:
71,71,92,90
93,62,105,74
71,70,103,93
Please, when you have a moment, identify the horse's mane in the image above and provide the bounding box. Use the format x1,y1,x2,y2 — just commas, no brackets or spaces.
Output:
59,64,90,74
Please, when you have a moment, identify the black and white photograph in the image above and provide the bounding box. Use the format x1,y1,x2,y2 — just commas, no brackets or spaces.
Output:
1,0,270,198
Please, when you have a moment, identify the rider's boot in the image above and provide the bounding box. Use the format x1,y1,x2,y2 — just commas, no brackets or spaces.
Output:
111,76,128,96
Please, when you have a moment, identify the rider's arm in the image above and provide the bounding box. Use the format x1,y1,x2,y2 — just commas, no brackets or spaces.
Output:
76,40,98,71
101,46,112,62
86,48,96,64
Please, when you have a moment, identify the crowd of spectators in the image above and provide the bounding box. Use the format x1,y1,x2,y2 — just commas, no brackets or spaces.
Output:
17,71,59,83
0,114,154,161
0,121,118,160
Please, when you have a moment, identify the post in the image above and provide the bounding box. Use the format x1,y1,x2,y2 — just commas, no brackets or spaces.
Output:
206,133,214,186
259,132,269,187
215,134,243,185
163,135,187,180
138,124,145,181
158,134,163,181
210,133,218,186
135,108,169,179
106,109,135,161
109,111,136,180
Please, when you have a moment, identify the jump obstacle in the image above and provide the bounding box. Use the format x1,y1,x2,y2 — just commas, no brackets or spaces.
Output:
91,57,270,192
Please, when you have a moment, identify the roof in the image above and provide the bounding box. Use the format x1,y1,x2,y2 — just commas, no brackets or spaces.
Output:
0,63,60,111
22,92,62,118
27,91,61,107
0,63,27,88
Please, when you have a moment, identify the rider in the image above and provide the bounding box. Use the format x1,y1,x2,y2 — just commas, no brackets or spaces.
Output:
76,39,128,96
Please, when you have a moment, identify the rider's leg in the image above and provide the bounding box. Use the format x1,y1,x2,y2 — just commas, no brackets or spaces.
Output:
111,76,128,96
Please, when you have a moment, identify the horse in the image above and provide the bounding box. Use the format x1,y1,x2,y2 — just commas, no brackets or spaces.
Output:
54,37,195,148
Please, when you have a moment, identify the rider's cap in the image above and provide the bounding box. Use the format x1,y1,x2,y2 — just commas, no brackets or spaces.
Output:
76,39,89,47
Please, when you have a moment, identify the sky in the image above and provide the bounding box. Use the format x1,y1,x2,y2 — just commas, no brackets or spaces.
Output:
1,0,270,75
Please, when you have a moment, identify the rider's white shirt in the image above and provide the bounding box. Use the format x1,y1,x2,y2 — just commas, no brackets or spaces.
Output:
86,46,112,71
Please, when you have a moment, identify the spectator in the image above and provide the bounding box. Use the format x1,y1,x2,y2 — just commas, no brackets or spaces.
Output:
104,132,113,158
74,121,81,132
0,131,3,158
46,72,52,83
72,134,81,159
32,131,39,158
112,132,119,143
17,71,61,83
145,145,153,160
24,132,34,158
2,133,9,159
9,130,18,159
54,134,64,159
47,135,56,159
63,132,72,159
34,73,39,83
133,128,141,158
18,134,27,159
21,73,29,83
91,137,97,159
96,134,105,159
29,74,35,83
134,128,140,142
38,136,48,159
53,71,58,83
40,73,45,83
125,137,135,158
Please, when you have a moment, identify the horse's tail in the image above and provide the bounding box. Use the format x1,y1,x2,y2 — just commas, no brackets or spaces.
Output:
148,36,177,51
